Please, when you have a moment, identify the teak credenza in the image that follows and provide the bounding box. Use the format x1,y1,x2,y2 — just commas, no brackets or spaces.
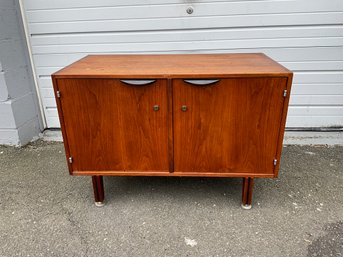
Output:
52,54,293,209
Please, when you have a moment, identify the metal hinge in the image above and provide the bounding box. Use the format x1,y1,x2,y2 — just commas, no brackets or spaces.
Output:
68,157,73,164
273,159,278,166
283,89,287,97
56,91,61,98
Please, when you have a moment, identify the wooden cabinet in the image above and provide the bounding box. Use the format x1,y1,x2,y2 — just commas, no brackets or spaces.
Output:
52,54,293,209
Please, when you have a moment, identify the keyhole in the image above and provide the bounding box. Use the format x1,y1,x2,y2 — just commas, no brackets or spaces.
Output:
181,105,188,112
153,105,160,111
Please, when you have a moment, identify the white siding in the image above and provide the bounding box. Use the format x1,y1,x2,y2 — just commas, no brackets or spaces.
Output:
22,0,343,128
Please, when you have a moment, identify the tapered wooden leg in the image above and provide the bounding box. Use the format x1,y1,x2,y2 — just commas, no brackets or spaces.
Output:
92,176,105,207
241,177,254,210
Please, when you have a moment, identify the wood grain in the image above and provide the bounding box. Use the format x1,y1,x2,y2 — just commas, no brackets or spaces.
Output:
57,78,169,173
52,53,290,78
173,77,287,174
167,79,174,172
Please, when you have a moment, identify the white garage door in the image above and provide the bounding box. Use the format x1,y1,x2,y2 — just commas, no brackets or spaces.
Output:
21,0,343,128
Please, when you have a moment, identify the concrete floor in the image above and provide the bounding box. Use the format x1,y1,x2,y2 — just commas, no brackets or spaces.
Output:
0,141,342,257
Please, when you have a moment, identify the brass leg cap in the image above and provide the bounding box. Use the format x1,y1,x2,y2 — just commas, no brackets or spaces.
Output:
241,203,252,210
95,201,105,207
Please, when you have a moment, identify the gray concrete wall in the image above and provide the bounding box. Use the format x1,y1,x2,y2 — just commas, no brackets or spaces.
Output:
0,0,43,146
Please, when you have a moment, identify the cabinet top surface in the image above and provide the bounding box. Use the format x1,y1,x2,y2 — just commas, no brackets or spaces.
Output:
53,53,291,78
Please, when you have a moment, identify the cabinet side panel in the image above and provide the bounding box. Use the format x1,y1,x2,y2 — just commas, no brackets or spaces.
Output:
173,77,287,175
274,73,293,177
52,77,73,174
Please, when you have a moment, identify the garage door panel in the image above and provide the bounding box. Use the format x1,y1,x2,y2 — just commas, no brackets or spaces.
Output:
25,0,244,11
287,116,343,127
294,72,343,84
40,87,54,98
45,116,60,128
32,37,343,55
33,54,85,68
21,1,343,128
258,47,343,62
289,106,343,116
292,84,343,95
290,96,343,106
28,12,343,35
282,61,343,71
26,1,343,23
30,26,343,47
40,97,55,108
36,67,61,77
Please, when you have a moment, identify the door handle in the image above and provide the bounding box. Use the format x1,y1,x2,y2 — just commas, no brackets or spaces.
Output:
183,79,219,86
120,79,156,86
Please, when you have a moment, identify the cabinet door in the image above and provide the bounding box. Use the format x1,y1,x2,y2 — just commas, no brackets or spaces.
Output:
173,78,287,175
57,78,169,173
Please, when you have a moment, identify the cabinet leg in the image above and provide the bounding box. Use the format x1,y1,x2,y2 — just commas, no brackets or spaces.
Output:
92,176,105,207
241,177,254,210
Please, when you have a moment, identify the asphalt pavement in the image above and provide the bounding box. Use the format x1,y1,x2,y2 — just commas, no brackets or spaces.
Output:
0,141,342,257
